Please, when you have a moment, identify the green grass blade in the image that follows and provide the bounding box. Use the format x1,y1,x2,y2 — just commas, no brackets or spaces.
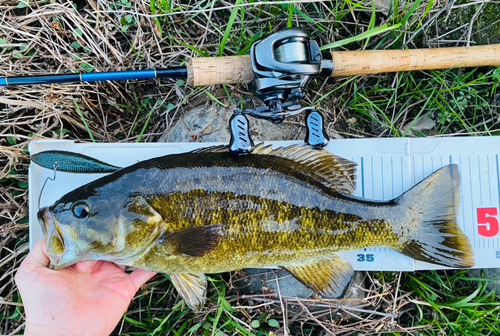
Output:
222,84,232,104
320,23,402,50
287,3,293,28
419,0,434,28
203,88,227,107
179,41,208,57
219,0,243,56
362,2,377,49
71,96,95,142
136,99,164,143
400,0,422,25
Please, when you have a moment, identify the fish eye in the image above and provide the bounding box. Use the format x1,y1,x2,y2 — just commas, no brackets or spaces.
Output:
72,202,90,218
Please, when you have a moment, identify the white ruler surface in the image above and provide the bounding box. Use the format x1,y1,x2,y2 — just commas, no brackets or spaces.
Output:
29,137,500,271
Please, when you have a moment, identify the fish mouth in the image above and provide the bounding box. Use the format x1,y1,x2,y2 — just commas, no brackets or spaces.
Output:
37,208,69,268
37,207,51,238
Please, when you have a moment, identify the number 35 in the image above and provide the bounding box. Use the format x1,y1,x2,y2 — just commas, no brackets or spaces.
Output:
357,254,374,262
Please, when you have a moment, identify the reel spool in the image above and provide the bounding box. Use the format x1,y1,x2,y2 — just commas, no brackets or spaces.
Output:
275,37,310,64
230,28,330,155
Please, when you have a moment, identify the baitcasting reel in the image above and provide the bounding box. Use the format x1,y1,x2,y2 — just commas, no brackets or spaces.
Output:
230,28,332,155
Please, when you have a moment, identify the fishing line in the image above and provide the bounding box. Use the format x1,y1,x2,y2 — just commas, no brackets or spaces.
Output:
275,39,309,64
38,163,58,210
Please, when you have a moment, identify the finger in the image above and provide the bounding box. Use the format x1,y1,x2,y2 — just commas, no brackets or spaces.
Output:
21,238,50,269
128,268,157,291
73,260,99,272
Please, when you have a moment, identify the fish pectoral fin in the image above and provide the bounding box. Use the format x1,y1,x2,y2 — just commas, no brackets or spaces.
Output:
170,273,207,312
161,224,223,257
285,255,354,298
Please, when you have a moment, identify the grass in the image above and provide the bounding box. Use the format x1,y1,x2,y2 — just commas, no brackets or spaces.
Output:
1,0,499,335
397,270,500,335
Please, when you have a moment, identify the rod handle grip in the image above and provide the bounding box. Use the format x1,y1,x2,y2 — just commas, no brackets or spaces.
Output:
187,55,253,86
329,44,500,77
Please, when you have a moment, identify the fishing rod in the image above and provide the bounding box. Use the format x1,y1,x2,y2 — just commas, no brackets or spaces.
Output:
3,28,500,154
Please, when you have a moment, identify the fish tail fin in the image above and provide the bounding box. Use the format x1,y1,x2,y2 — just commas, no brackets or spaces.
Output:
395,164,474,268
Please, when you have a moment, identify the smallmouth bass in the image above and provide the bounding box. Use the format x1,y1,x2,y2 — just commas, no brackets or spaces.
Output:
37,144,474,311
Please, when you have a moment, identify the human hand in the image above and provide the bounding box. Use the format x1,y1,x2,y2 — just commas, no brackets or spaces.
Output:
15,239,157,336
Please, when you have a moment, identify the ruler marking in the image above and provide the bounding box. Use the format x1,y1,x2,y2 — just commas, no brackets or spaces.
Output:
381,157,384,200
458,155,468,247
391,157,394,198
412,156,415,185
496,154,499,203
488,155,492,204
488,155,497,249
371,157,374,198
401,156,404,195
497,154,500,249
421,156,424,184
487,155,491,252
478,156,483,205
361,157,365,198
468,155,477,249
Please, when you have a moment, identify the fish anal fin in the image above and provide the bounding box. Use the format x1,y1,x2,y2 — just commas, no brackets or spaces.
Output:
285,255,354,298
161,224,223,257
170,273,207,311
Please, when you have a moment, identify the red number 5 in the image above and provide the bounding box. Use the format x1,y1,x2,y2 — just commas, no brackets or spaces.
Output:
477,207,499,237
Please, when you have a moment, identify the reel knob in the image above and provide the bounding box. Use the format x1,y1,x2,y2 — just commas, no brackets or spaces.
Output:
229,113,254,155
305,110,329,148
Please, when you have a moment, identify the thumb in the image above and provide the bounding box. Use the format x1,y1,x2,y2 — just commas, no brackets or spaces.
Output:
21,238,50,270
15,238,50,288
129,268,157,291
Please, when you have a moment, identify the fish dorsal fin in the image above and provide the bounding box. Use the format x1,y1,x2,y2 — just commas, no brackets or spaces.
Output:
191,145,230,154
192,143,357,194
170,273,207,311
285,255,354,298
161,224,224,257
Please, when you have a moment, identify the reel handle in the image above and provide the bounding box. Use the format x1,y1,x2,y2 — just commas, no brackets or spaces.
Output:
328,44,500,77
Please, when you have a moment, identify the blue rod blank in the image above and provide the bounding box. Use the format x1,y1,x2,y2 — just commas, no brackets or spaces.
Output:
0,67,188,86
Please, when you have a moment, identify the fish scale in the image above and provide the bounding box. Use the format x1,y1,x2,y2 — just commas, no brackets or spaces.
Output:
136,188,403,274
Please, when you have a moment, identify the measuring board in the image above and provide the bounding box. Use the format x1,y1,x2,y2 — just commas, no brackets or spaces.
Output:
29,137,500,271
